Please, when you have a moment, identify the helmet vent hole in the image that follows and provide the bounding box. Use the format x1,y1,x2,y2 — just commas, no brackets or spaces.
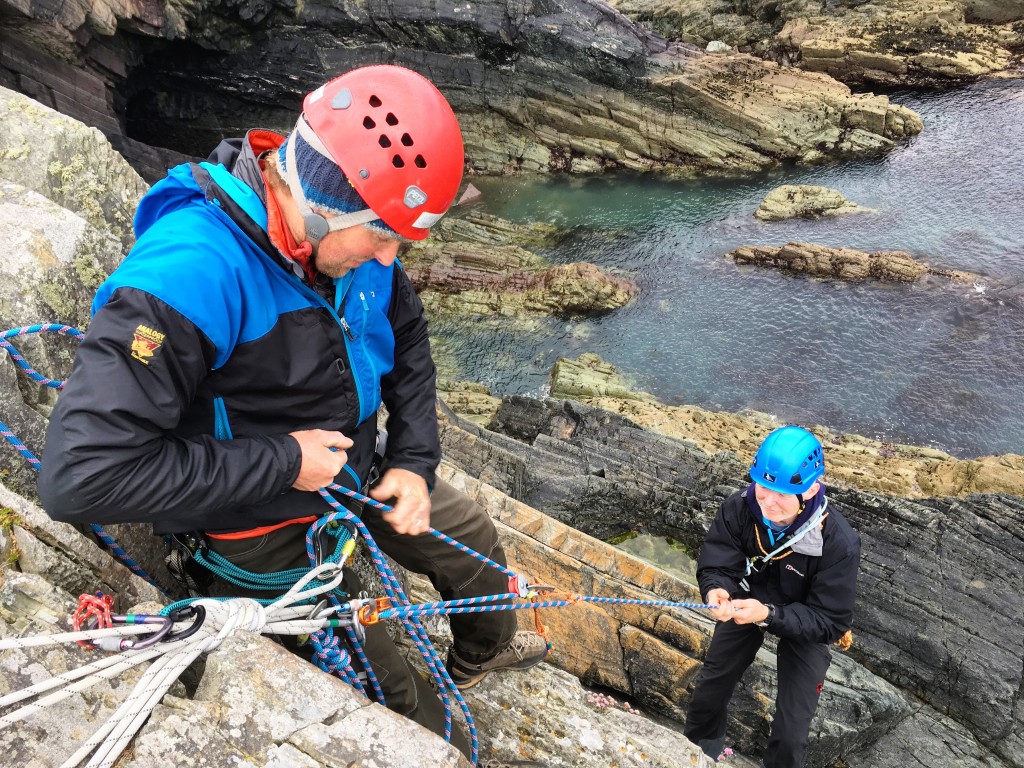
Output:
385,112,399,126
401,133,414,146
369,95,382,107
414,154,426,168
392,155,405,168
363,116,376,129
378,135,392,148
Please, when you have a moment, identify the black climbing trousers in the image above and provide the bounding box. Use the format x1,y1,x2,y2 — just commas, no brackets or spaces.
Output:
202,475,517,760
684,620,832,768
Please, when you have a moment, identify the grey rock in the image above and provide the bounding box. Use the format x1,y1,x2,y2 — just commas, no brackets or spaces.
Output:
462,661,712,767
754,184,868,222
0,351,51,500
1,0,920,179
0,86,146,253
438,396,1024,767
963,0,1024,23
0,482,164,608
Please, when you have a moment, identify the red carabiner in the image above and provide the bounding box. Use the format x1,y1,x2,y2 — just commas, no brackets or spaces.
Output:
72,592,115,648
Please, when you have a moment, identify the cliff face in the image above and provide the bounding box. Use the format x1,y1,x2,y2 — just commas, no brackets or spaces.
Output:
439,397,1024,768
2,64,1021,768
1,0,920,181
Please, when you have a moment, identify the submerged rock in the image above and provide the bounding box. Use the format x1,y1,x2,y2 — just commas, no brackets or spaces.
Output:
551,352,659,403
727,242,982,283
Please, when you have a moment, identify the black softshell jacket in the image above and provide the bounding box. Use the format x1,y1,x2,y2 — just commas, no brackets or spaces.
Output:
37,135,440,534
697,490,861,645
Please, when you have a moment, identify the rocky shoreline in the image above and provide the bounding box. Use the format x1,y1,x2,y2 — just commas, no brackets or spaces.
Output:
439,351,1024,500
1,5,1023,766
609,0,1023,86
1,0,927,181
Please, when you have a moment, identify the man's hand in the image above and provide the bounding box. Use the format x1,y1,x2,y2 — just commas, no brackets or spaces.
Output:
730,598,771,625
370,467,431,536
289,430,354,491
707,588,735,622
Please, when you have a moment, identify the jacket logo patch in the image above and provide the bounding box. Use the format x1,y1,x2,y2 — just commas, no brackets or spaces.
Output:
785,563,806,578
131,325,165,365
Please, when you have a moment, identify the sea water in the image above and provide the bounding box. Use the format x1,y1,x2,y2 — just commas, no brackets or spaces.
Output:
440,78,1024,460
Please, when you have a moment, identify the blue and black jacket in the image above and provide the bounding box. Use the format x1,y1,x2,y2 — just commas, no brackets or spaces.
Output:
38,132,440,534
696,489,861,645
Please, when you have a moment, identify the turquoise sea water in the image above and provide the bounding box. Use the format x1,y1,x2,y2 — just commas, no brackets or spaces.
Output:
438,77,1024,460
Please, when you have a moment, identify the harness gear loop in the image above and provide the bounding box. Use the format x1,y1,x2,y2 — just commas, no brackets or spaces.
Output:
164,532,214,598
740,498,830,592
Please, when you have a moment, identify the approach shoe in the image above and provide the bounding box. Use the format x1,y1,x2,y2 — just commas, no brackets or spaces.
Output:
447,630,549,690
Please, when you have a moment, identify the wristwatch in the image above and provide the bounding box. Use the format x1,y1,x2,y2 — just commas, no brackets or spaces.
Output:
756,603,776,628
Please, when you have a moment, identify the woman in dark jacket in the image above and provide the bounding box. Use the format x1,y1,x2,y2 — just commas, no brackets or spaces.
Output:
684,426,861,768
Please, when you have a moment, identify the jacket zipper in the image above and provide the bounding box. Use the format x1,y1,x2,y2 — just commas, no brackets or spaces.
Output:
358,291,379,393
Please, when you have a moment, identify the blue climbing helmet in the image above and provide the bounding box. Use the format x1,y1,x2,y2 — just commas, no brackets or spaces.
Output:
750,426,824,495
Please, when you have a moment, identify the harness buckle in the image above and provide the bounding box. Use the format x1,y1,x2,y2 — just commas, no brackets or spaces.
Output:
168,531,208,555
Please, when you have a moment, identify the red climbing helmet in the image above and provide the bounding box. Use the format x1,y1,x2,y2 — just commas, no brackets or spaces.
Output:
300,65,465,240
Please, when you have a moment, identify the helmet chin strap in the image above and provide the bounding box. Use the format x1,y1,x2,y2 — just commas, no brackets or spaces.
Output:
285,116,382,251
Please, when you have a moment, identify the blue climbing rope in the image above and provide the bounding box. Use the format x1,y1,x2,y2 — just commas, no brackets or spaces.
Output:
0,322,718,768
0,324,168,597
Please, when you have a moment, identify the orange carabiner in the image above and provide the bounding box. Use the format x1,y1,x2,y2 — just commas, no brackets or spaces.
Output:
356,597,392,625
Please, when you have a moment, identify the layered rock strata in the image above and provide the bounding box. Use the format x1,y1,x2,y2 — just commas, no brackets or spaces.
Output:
727,241,981,283
754,184,869,221
539,351,1024,499
609,0,1023,85
2,0,921,179
437,396,1024,768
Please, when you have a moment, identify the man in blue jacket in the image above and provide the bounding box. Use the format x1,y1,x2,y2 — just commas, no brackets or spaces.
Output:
684,426,861,768
37,65,547,758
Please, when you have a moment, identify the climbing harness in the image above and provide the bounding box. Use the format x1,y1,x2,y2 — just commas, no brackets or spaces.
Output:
0,323,715,768
739,498,829,593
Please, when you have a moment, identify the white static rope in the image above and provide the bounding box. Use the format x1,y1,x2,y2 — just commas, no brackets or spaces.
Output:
0,644,173,727
0,624,157,651
1,563,349,768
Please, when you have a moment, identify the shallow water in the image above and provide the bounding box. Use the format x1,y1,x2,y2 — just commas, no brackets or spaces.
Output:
440,78,1024,460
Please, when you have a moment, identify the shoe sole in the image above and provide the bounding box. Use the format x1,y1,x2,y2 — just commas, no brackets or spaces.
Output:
451,651,548,690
